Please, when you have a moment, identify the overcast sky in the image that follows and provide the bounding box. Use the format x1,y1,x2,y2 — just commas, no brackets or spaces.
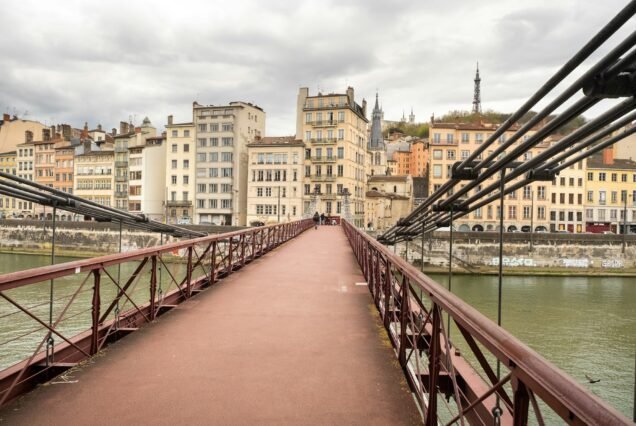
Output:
0,0,632,136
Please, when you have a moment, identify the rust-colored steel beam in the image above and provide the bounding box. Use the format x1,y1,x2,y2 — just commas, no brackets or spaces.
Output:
342,220,630,426
0,219,313,407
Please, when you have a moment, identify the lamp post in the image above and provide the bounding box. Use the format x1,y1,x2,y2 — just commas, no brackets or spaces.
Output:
622,191,631,254
529,188,534,252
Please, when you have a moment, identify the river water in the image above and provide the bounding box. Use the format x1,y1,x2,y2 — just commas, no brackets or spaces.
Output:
0,253,634,419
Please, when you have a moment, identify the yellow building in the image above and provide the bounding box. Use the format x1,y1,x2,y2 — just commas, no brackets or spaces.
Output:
296,87,368,226
584,148,636,233
166,118,195,224
428,120,548,232
0,113,46,154
0,150,23,218
74,149,115,208
246,137,305,225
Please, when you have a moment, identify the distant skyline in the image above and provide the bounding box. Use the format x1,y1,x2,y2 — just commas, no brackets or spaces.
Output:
0,0,632,135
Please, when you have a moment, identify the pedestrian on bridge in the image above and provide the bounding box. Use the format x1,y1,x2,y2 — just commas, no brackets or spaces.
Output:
313,212,320,229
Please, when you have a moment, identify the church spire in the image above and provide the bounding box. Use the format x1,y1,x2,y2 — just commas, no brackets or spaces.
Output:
472,62,482,114
369,91,384,150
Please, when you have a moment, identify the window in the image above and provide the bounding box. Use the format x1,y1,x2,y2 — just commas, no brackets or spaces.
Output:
621,173,627,182
221,168,232,177
197,184,206,193
599,172,606,181
198,138,207,147
538,207,545,220
305,112,312,123
184,130,190,137
172,130,178,137
611,191,617,203
475,133,483,144
337,147,344,159
222,137,233,146
447,150,456,160
198,124,207,132
338,111,345,121
587,191,593,202
209,168,218,177
586,209,593,219
461,150,470,160
598,209,606,220
171,144,178,153
197,153,207,162
461,133,469,143
599,190,606,205
183,175,189,185
221,199,232,209
611,173,617,182
337,165,344,177
171,175,177,185
210,152,218,162
221,152,233,162
338,129,344,140
523,206,531,219
171,160,177,169
523,186,532,199
183,160,189,169
537,186,545,200
587,172,593,181
222,123,233,132
183,144,189,152
433,165,442,178
433,149,442,160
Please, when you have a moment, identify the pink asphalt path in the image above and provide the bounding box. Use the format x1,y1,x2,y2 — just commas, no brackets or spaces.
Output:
0,226,420,425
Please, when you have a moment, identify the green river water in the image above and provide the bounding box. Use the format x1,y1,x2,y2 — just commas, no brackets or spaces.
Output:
0,253,634,419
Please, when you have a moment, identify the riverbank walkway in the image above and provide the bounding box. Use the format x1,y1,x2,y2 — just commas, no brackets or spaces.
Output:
0,226,420,425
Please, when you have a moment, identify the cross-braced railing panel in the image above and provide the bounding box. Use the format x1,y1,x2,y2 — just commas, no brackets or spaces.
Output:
0,219,313,406
343,220,630,425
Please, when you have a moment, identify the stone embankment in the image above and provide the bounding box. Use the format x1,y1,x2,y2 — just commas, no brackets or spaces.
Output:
387,231,636,276
0,220,244,258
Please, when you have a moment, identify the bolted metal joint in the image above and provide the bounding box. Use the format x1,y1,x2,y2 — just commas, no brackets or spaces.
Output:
583,70,636,99
526,168,558,181
451,161,480,180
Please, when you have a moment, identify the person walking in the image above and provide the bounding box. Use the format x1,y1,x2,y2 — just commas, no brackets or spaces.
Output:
313,212,320,229
320,213,326,226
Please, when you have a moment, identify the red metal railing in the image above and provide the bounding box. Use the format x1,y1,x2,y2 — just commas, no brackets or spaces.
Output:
0,219,313,406
342,220,630,425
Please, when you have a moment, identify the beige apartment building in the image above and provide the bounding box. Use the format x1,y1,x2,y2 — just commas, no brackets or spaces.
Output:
128,136,167,220
165,118,195,224
193,101,265,226
296,87,368,226
365,175,413,231
113,119,157,211
0,150,20,218
246,136,305,225
428,121,549,232
0,113,46,153
74,149,115,208
549,136,586,232
15,132,36,217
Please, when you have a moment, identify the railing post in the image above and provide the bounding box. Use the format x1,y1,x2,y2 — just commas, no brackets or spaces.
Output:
398,275,410,367
426,304,441,426
186,247,193,297
384,258,391,328
150,255,157,320
211,241,217,284
228,237,233,274
252,230,257,261
512,376,530,425
241,234,246,267
90,269,101,355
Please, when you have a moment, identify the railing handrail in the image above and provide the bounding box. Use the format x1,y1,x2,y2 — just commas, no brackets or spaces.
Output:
342,220,630,425
0,220,312,291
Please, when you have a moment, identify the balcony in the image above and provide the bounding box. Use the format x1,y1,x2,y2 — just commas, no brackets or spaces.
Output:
322,193,337,200
166,200,193,208
311,156,337,163
310,175,336,182
115,175,128,182
310,138,337,145
115,161,128,168
115,191,128,198
114,145,128,153
310,120,338,128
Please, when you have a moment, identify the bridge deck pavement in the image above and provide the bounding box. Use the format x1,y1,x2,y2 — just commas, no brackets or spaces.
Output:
0,226,420,425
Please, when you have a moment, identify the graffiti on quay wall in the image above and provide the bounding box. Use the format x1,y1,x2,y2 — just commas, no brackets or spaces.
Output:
488,257,536,267
560,258,589,268
601,259,624,268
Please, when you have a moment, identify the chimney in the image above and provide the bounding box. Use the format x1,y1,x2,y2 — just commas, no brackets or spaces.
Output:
346,86,354,105
25,130,33,143
167,115,173,125
61,124,72,141
120,121,129,135
2,113,9,122
362,98,367,117
112,128,117,136
50,125,56,139
602,146,614,165
97,124,102,131
135,126,141,134
83,139,91,153
42,128,51,141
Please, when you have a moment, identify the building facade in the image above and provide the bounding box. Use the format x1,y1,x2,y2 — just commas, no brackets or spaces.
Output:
128,136,167,220
165,118,195,224
53,142,74,195
296,87,368,226
193,101,265,225
428,121,548,232
365,175,413,231
585,149,636,234
550,160,586,232
74,149,115,208
0,150,20,218
246,137,305,225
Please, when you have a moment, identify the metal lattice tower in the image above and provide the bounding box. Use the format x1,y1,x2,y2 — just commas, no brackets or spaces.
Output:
472,62,482,114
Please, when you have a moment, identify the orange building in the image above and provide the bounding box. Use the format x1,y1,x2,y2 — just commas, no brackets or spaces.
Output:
54,141,75,194
409,139,428,177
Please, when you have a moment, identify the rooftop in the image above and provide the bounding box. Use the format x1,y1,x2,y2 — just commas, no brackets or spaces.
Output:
248,136,304,147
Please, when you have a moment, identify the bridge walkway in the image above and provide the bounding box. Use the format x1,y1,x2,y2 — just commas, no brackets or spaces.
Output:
0,226,420,425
